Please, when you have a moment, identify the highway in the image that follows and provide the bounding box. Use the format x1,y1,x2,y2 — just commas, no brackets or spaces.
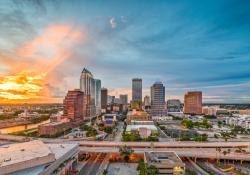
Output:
78,147,250,161
41,138,250,148
79,153,107,175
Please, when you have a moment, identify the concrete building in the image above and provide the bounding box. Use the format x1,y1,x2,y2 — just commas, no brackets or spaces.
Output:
38,121,71,137
101,88,108,110
102,114,117,126
126,110,151,124
167,99,181,112
184,91,202,115
0,140,79,175
144,151,185,175
63,89,85,122
95,79,101,114
143,95,151,112
80,68,96,118
120,94,128,105
151,81,167,116
126,124,158,138
202,106,218,116
226,114,250,129
108,95,115,104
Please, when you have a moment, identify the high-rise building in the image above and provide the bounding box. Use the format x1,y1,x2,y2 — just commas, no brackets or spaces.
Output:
143,95,151,112
150,81,166,116
144,95,150,106
95,79,101,114
63,89,85,122
184,91,202,114
80,68,96,118
167,99,181,112
132,78,142,102
120,94,128,105
101,88,108,109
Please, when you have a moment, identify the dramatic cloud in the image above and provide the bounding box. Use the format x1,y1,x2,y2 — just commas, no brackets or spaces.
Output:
0,0,249,103
0,71,45,100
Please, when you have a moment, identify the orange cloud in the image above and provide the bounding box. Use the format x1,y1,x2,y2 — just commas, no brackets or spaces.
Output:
0,24,86,101
0,24,85,103
0,71,45,100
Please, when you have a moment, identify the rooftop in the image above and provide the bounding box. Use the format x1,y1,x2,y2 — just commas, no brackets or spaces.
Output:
126,124,157,131
0,140,54,168
145,151,183,165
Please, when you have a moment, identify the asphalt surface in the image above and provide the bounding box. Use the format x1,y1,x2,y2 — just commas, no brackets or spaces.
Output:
79,153,107,175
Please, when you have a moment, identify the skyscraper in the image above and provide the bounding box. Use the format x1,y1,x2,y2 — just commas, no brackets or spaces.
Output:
101,88,108,109
184,91,202,114
150,81,166,116
63,89,85,122
80,68,96,118
95,79,101,114
120,94,128,105
132,78,142,102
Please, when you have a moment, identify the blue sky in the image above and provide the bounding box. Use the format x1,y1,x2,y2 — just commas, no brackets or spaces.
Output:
0,0,249,103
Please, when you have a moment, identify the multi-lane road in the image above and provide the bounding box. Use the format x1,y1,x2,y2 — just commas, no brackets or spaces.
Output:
79,153,107,175
78,147,250,161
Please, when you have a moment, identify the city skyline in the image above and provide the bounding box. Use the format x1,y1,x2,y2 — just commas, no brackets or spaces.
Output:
0,0,250,103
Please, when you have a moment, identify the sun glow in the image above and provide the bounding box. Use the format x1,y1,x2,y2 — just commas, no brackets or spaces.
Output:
0,71,46,100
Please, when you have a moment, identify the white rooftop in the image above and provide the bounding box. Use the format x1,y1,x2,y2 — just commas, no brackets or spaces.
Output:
126,125,158,132
0,140,54,168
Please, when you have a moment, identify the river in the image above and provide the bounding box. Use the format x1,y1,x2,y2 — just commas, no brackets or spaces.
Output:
0,120,50,134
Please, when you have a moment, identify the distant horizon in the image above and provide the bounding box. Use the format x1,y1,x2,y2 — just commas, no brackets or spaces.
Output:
0,0,249,104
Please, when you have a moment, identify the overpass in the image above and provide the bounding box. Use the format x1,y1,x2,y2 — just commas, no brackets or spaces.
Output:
76,140,250,148
79,147,250,162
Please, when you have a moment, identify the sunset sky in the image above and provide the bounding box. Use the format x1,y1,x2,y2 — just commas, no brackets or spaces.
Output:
0,0,250,103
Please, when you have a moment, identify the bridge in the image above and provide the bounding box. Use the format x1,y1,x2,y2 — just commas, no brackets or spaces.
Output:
79,147,250,162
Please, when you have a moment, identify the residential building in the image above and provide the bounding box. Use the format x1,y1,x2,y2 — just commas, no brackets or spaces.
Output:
0,140,79,175
101,88,108,110
151,81,167,116
167,99,181,112
184,91,202,115
63,89,85,122
144,151,185,175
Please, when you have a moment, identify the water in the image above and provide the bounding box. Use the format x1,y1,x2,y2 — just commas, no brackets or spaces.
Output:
0,120,50,134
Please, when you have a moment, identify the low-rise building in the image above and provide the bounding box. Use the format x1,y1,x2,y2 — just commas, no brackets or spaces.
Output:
102,114,117,126
225,114,250,129
126,110,151,124
144,151,185,175
126,124,158,138
152,115,173,122
38,121,71,137
0,140,79,175
202,106,218,116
